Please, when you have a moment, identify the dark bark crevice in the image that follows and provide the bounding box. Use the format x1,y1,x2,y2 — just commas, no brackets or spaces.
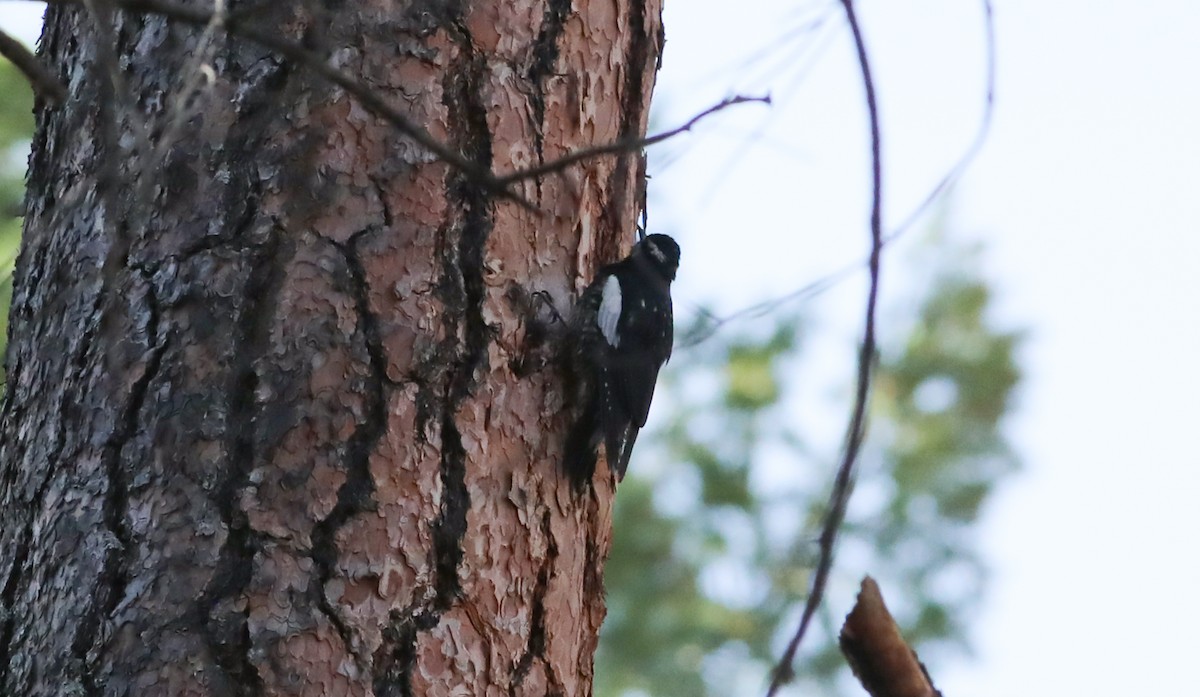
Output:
604,0,653,246
372,607,439,697
308,235,391,667
509,562,549,690
0,534,25,687
369,177,395,229
193,222,290,695
510,508,561,694
528,0,572,166
372,17,496,691
75,265,168,691
572,511,607,696
170,162,266,264
431,418,470,606
161,40,289,694
432,15,493,614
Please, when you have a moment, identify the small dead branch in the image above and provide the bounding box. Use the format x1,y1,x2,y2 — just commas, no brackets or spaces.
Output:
678,261,854,349
839,577,942,697
493,94,771,186
684,0,995,351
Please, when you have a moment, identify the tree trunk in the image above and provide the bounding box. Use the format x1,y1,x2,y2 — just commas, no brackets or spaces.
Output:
0,1,662,694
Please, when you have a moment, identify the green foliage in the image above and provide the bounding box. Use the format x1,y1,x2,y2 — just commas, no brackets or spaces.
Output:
597,235,1021,696
0,58,35,383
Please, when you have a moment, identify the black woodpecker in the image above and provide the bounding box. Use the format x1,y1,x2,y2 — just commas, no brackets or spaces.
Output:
564,233,680,486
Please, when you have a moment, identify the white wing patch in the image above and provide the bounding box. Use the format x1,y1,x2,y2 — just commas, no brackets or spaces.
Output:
598,275,622,347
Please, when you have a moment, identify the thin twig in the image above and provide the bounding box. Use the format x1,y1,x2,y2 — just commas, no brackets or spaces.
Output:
681,0,995,350
494,94,771,186
684,9,838,197
766,0,883,693
35,0,764,210
677,261,855,350
0,27,67,104
886,0,995,242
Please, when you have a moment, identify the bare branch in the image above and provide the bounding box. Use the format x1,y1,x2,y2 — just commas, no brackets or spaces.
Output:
494,94,772,186
33,0,765,211
840,577,942,697
681,0,995,351
0,27,67,104
766,0,883,692
677,261,855,350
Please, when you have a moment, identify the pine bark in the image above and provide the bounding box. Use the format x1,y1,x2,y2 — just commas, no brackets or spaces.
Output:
0,1,662,694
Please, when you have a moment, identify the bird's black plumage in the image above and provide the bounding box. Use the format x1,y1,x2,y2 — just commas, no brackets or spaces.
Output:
564,234,679,486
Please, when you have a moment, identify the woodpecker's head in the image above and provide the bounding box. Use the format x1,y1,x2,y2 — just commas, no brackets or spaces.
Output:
634,233,680,282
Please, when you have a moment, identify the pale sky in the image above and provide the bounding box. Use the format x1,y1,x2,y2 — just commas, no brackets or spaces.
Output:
2,1,1198,696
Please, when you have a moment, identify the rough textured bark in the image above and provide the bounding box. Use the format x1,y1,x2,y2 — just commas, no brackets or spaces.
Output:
0,1,662,694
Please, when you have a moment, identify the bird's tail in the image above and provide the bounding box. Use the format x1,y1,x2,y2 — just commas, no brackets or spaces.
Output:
563,389,600,489
613,426,640,481
601,386,634,481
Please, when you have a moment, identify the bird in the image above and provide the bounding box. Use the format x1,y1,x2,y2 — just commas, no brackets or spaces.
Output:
563,233,680,486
